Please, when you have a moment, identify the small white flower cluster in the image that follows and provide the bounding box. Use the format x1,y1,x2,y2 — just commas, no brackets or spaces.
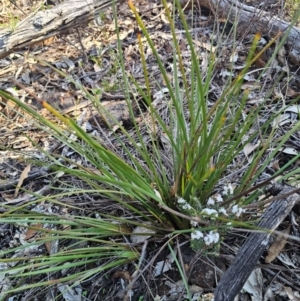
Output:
201,208,219,217
177,197,200,228
222,183,234,196
207,193,223,206
204,183,246,218
202,193,228,218
218,207,227,216
191,230,203,240
231,204,245,217
177,197,193,211
190,220,199,227
191,230,220,246
177,184,246,253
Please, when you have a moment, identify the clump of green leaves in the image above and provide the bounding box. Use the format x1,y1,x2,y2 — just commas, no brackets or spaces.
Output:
1,0,299,297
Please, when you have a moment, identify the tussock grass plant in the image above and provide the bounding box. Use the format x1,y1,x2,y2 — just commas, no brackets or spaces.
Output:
0,0,300,298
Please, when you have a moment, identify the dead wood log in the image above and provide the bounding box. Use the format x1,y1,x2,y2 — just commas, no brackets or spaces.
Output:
198,0,300,65
0,0,123,60
214,185,299,301
0,0,299,64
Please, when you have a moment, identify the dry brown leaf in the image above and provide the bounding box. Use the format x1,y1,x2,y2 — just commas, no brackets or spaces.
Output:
161,10,169,24
111,270,132,282
247,97,265,104
243,141,260,157
44,238,58,255
265,225,291,263
44,240,52,255
281,147,298,156
284,286,300,301
25,223,42,240
272,160,280,171
286,86,300,97
285,105,300,114
14,164,31,197
241,82,261,90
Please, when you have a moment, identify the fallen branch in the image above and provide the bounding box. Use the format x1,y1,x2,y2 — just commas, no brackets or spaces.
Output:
201,0,300,65
0,0,299,64
0,0,123,59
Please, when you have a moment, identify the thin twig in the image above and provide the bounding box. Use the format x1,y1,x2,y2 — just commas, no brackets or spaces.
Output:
245,187,300,209
158,203,209,225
